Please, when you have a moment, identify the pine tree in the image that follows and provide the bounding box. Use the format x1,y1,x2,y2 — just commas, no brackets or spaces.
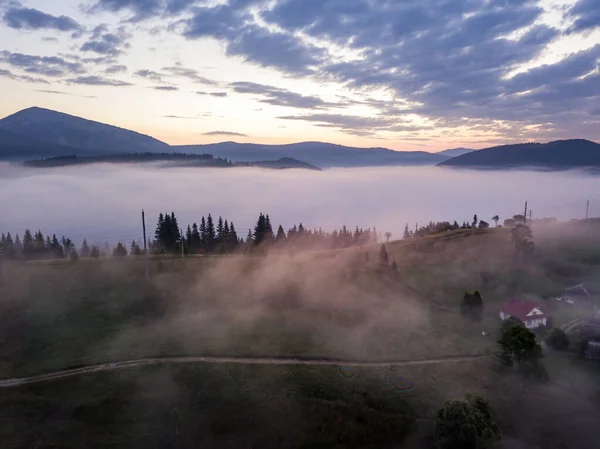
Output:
403,224,410,240
22,229,34,259
113,242,128,257
229,222,238,248
217,216,224,243
254,213,268,245
276,225,286,242
90,245,100,258
155,213,164,245
206,214,216,251
81,239,91,258
14,234,22,258
186,225,192,253
191,222,201,252
199,216,207,251
51,235,64,259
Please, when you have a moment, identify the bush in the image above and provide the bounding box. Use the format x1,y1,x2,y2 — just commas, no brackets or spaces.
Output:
545,328,570,351
434,394,500,449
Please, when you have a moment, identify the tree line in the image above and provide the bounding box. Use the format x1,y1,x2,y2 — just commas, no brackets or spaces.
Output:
0,211,381,260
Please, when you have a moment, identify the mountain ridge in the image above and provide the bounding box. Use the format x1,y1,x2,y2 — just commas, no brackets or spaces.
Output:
437,139,600,169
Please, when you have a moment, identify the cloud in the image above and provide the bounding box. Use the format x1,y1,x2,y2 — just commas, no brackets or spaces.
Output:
230,81,334,109
67,75,133,86
162,114,199,119
568,0,600,33
135,69,163,82
0,68,50,84
3,7,82,34
196,91,227,97
278,113,395,129
34,89,67,95
203,130,248,137
88,0,201,21
105,64,127,74
152,85,178,91
0,50,84,77
161,65,217,85
80,25,130,56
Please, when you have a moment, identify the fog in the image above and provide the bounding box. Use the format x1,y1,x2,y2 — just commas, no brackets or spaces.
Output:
0,162,598,243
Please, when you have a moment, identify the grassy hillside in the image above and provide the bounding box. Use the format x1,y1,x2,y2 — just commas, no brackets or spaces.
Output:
2,221,600,448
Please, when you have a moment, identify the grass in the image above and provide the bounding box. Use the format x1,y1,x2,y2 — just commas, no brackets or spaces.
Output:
3,221,600,448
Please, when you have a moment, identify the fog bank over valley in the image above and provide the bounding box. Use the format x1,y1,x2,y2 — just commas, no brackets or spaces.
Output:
1,163,597,243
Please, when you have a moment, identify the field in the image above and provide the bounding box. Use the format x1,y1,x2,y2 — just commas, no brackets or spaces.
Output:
2,221,600,448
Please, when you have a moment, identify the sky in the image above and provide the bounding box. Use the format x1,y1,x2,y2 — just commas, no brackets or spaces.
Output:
0,0,599,151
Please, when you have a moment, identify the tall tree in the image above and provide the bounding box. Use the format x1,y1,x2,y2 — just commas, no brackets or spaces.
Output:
492,215,499,227
22,229,34,258
206,214,216,251
511,224,534,256
217,216,224,243
276,225,286,242
403,224,410,240
191,222,201,252
460,291,484,324
498,323,547,381
81,239,91,258
90,245,100,258
113,242,128,257
472,214,478,227
384,231,392,242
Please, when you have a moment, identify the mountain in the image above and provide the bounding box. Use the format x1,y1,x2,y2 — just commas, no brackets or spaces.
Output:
438,139,600,169
0,128,86,160
175,142,448,168
0,107,169,158
437,147,474,157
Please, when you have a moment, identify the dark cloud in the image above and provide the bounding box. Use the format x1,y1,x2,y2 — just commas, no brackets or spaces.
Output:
80,25,130,56
67,75,132,86
0,51,84,78
568,0,600,33
196,91,228,97
279,113,394,129
152,85,178,91
34,89,68,95
135,69,163,82
105,64,127,74
162,114,199,119
203,130,248,137
230,81,334,109
89,0,202,21
3,7,82,34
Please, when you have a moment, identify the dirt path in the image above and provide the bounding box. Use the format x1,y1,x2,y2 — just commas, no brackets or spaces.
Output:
0,354,492,388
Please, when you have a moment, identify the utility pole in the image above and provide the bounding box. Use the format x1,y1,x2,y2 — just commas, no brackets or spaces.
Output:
142,209,149,280
180,228,185,260
586,200,590,220
529,210,532,222
523,201,528,225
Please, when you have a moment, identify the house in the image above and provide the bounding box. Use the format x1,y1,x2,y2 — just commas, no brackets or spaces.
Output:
557,284,591,304
500,299,549,329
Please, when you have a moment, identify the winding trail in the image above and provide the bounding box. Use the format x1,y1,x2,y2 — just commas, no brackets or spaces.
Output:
0,354,492,388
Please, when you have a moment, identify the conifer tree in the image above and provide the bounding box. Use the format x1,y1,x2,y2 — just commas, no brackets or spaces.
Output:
113,242,128,257
14,234,22,258
276,225,286,242
199,216,207,250
90,245,100,258
81,239,91,258
403,224,410,240
23,230,34,258
217,216,224,243
191,223,201,251
206,214,216,251
229,222,238,248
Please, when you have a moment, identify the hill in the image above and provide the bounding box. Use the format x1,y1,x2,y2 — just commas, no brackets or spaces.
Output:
0,107,169,158
175,142,449,168
437,147,473,157
244,157,321,171
438,139,600,169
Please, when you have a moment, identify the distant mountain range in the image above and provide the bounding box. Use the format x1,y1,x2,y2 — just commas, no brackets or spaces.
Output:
1,107,598,171
175,142,448,167
0,107,448,167
438,140,600,169
436,147,474,157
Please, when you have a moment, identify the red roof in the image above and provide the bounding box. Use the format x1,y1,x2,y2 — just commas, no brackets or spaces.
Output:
501,299,547,321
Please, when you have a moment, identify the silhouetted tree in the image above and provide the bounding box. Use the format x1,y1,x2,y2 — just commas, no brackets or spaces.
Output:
113,242,128,257
81,239,91,258
385,231,392,242
511,224,534,256
403,224,410,240
90,245,100,258
379,244,389,268
461,291,484,324
498,323,547,381
492,215,499,227
479,221,490,229
276,225,286,242
472,214,478,227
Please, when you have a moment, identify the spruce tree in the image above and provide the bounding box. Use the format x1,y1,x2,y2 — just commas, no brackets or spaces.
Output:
23,229,34,259
199,216,207,251
206,214,216,251
217,216,224,243
113,242,128,257
186,225,192,253
191,223,201,251
403,224,410,240
90,245,100,258
14,234,22,258
276,225,286,242
254,213,267,245
229,222,238,248
81,239,91,258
